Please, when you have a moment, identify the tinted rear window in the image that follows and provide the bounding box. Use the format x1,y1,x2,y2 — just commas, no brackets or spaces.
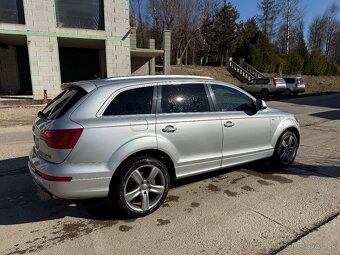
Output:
161,84,210,113
103,86,154,116
275,78,285,84
41,87,87,120
298,78,305,84
283,78,295,84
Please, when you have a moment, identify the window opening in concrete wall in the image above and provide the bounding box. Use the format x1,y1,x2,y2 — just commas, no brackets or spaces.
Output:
59,47,101,83
55,0,104,30
0,0,25,24
16,46,32,94
0,35,32,96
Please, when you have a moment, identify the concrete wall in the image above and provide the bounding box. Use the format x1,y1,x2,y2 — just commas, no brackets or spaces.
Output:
27,36,61,99
104,0,130,77
0,0,131,99
163,31,171,75
131,58,150,75
23,0,61,99
0,46,20,95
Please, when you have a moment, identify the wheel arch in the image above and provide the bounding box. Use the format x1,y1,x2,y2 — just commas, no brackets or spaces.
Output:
273,125,300,150
109,149,176,194
271,117,301,149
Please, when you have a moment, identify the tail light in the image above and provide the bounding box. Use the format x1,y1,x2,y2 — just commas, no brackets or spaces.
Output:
40,129,83,149
273,78,277,86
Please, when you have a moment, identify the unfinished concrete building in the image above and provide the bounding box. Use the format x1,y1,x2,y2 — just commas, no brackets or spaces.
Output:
0,0,170,100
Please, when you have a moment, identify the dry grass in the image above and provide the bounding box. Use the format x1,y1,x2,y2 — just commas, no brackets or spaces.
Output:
0,107,38,128
172,65,340,93
171,65,240,85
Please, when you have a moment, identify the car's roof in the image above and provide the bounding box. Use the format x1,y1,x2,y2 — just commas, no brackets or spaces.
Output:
63,75,216,92
95,75,214,87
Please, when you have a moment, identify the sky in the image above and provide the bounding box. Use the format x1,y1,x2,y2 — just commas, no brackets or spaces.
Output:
228,0,340,34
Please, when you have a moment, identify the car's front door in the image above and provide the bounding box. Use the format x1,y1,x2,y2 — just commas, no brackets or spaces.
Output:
209,84,272,167
156,83,222,178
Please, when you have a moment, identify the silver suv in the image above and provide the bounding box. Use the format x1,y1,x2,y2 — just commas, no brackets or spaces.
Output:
283,77,306,96
29,76,300,217
241,77,286,97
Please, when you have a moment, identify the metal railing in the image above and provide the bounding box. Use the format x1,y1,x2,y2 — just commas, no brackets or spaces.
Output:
227,60,254,82
242,62,264,78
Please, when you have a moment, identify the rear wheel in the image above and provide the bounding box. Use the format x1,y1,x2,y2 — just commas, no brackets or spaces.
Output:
273,131,298,166
261,89,269,97
113,156,170,217
286,89,292,96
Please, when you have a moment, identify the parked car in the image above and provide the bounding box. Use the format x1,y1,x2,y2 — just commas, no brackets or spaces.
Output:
282,76,306,96
29,75,300,217
240,77,286,97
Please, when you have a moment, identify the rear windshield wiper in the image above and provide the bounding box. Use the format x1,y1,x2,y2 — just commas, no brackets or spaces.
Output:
38,111,46,119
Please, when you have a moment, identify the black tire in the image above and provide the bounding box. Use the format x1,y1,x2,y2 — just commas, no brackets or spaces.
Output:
112,156,170,217
261,89,269,97
272,131,299,166
286,89,292,96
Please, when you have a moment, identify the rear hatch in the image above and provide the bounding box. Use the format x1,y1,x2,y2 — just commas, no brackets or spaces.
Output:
33,86,88,164
297,77,305,88
274,78,286,89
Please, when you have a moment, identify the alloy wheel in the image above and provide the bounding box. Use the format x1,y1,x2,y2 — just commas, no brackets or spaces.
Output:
278,133,298,165
124,164,166,212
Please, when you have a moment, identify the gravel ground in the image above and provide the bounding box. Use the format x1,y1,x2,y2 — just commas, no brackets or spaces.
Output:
0,107,39,128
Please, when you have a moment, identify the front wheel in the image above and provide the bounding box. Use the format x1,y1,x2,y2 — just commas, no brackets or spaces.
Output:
273,131,299,166
261,89,269,97
113,156,170,217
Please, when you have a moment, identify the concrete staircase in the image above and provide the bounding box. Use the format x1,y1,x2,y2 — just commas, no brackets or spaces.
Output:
227,58,264,83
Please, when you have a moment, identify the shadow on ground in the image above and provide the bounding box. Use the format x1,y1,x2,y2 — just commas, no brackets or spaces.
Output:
0,155,339,225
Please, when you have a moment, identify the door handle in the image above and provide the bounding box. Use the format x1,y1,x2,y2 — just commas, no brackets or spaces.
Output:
224,121,234,127
162,125,177,133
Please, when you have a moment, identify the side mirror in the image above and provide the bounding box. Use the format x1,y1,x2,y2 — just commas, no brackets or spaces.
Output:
255,99,267,111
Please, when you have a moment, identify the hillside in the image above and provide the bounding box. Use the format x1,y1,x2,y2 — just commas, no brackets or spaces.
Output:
171,65,340,93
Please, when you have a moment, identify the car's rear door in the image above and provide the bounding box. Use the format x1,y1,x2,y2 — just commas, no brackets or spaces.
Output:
156,83,222,178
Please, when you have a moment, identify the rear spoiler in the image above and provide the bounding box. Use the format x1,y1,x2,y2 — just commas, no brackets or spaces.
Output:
61,81,97,93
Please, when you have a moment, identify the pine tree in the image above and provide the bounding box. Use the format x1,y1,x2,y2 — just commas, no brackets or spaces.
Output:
257,0,278,41
203,2,239,65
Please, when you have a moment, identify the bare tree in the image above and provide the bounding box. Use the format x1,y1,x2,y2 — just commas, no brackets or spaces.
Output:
276,0,302,54
257,0,278,41
308,3,339,60
324,3,339,57
308,16,327,52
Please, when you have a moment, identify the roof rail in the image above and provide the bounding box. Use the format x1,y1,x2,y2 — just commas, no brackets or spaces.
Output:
105,75,214,81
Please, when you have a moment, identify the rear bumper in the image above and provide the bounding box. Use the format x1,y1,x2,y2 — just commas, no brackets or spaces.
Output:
292,87,305,93
28,148,116,199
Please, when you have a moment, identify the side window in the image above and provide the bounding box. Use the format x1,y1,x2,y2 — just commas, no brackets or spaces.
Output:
256,79,268,84
103,86,154,116
211,85,254,112
248,79,256,85
161,84,210,113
